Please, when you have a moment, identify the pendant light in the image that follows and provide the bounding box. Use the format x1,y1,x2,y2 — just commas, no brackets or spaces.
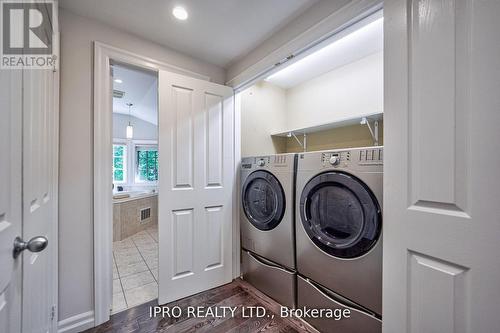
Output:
126,102,134,139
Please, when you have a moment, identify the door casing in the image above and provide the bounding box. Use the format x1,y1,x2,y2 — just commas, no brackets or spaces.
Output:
92,42,240,326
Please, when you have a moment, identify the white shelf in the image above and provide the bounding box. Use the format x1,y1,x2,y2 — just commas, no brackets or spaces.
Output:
270,112,383,137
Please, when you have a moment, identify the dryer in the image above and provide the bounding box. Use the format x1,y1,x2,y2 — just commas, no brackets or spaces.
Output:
295,147,383,333
240,154,296,308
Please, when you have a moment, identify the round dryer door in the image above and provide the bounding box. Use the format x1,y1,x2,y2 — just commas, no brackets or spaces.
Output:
242,170,286,231
299,171,381,259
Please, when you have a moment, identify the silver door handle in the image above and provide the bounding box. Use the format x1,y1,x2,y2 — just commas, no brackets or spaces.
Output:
13,236,48,258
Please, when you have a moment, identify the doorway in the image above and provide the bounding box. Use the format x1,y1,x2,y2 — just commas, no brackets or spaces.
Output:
110,64,159,313
93,42,237,325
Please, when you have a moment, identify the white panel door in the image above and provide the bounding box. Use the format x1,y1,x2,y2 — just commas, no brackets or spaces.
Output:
384,0,500,332
0,69,23,333
158,71,234,304
22,67,58,333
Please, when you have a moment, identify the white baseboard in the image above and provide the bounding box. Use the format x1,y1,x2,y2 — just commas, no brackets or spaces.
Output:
58,311,95,333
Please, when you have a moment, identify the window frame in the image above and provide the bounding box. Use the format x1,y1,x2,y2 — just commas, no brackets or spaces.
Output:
112,139,158,186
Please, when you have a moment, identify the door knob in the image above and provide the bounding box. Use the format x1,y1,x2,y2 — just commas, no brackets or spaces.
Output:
13,236,48,259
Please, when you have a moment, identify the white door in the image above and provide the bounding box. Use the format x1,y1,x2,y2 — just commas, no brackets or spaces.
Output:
0,69,23,333
384,0,500,332
22,67,58,333
0,67,58,333
158,71,234,304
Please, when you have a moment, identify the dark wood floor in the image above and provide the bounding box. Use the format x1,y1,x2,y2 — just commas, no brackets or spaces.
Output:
83,279,318,333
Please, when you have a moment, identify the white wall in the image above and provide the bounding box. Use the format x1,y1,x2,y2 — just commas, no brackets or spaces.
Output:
58,8,225,324
240,81,287,157
113,114,157,140
285,52,383,129
240,52,383,155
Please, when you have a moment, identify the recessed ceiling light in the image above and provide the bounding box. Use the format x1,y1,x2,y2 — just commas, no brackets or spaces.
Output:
172,6,188,20
114,78,123,84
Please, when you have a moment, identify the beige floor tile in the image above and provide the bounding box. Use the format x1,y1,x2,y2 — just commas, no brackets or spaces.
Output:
138,249,157,258
113,239,135,250
145,257,158,269
114,253,143,266
150,233,158,242
137,243,157,252
124,282,158,307
113,279,122,295
112,229,159,312
113,246,139,256
117,261,148,277
133,239,155,247
112,292,127,313
151,268,158,281
121,270,155,291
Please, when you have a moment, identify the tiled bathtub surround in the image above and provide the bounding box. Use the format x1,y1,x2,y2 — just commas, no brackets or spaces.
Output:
113,194,158,241
112,226,158,313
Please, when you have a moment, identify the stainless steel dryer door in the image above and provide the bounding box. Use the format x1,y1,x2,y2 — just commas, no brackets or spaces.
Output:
299,171,381,259
242,170,286,231
240,169,295,269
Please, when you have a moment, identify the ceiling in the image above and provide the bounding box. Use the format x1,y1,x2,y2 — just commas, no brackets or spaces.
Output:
265,11,383,89
112,65,157,125
59,0,319,68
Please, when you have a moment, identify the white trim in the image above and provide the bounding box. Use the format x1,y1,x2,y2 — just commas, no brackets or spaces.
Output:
98,42,211,81
232,92,242,278
51,4,60,331
93,42,214,326
226,0,383,89
57,311,95,333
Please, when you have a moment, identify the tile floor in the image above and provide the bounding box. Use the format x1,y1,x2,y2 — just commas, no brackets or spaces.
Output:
112,226,158,314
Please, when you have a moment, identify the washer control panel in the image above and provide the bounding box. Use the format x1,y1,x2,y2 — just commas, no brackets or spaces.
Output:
253,156,273,168
241,155,292,170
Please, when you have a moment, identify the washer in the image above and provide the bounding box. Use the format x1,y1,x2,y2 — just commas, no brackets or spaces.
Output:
295,147,383,332
240,154,296,308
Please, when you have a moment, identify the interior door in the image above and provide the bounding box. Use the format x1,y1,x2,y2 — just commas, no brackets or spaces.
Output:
0,57,58,333
22,67,58,333
384,0,500,332
158,71,234,304
0,69,23,333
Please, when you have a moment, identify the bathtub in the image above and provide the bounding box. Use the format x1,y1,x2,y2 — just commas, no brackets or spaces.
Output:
113,190,158,241
113,190,157,203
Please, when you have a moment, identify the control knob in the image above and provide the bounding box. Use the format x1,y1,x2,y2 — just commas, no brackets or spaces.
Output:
257,159,265,167
329,155,340,166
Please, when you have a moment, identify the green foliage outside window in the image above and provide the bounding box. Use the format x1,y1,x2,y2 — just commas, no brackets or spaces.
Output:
137,149,158,182
113,144,126,182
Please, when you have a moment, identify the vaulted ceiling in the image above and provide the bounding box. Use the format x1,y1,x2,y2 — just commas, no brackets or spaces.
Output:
112,65,157,125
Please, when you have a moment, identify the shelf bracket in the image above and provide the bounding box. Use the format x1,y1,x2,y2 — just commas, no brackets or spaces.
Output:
287,132,307,152
360,117,379,146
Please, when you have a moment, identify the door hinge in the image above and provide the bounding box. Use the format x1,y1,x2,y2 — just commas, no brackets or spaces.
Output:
51,305,56,321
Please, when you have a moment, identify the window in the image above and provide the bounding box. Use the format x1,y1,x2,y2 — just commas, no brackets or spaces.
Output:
113,144,127,183
135,145,158,182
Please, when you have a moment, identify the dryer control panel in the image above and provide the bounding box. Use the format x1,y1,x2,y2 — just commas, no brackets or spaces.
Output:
321,151,351,168
318,147,383,168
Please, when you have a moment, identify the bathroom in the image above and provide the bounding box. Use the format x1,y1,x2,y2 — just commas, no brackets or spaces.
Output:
110,64,159,313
